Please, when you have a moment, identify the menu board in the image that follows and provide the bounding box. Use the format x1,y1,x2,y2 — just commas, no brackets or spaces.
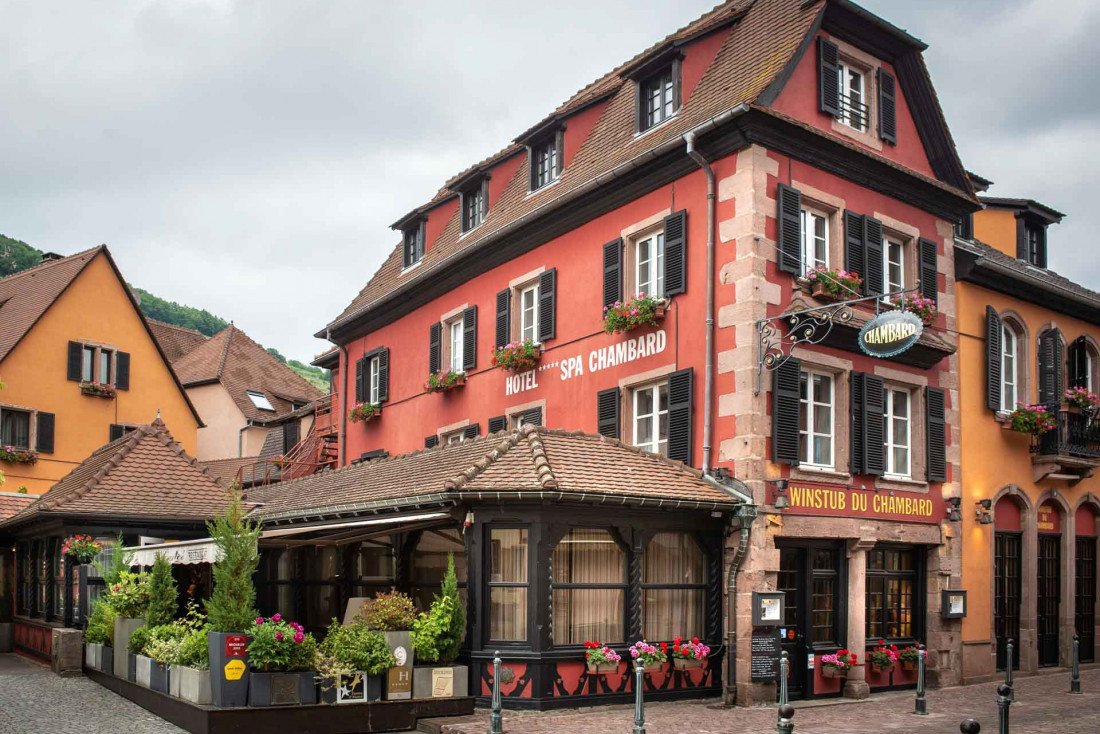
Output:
751,633,782,682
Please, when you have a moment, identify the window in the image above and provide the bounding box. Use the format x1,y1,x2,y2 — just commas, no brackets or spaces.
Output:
411,528,468,611
810,548,839,644
449,319,464,373
866,547,920,640
462,181,487,232
800,209,829,273
640,66,676,131
0,408,31,449
488,528,528,641
246,391,275,412
636,231,665,297
530,136,560,191
799,371,834,469
1086,351,1094,392
81,345,95,382
367,354,381,404
300,547,340,633
443,430,466,446
36,540,48,616
954,214,974,241
519,284,539,343
100,351,112,385
632,382,669,456
52,539,64,622
1025,223,1045,267
354,539,394,599
884,239,904,294
884,388,911,478
552,529,626,645
642,532,705,641
403,223,425,268
1001,324,1018,412
837,62,868,131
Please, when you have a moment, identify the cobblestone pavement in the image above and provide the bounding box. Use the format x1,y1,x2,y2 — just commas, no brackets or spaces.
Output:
435,668,1100,733
0,654,183,734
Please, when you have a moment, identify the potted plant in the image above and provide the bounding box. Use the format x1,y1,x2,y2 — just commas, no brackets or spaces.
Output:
79,380,117,398
1007,404,1057,435
61,535,102,566
356,589,417,700
247,615,319,706
899,644,927,672
897,293,938,326
820,649,855,678
491,339,540,374
583,641,621,674
805,266,862,301
411,553,468,698
348,402,381,424
670,637,709,670
628,640,668,672
84,597,116,672
174,627,212,704
108,571,149,679
141,624,185,694
205,487,261,707
317,619,395,703
425,370,466,393
869,640,898,672
0,445,37,464
127,625,150,682
1065,387,1100,414
603,294,668,334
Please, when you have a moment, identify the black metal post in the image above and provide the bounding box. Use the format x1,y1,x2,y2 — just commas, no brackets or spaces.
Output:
1070,634,1082,694
489,651,503,734
779,650,789,707
776,703,795,734
1004,639,1014,703
914,643,927,715
997,683,1011,734
960,719,981,734
633,658,646,734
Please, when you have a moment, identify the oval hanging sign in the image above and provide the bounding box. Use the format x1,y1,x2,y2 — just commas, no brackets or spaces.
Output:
858,310,923,358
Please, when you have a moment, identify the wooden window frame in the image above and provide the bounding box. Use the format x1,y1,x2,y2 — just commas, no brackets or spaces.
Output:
441,314,466,374
799,369,836,471
0,403,35,451
485,525,532,645
402,220,426,270
865,545,924,644
460,178,490,234
528,130,564,192
78,341,118,385
636,60,681,134
800,205,831,275
836,60,869,133
551,527,629,646
640,531,708,642
883,386,912,480
515,281,540,344
631,381,669,457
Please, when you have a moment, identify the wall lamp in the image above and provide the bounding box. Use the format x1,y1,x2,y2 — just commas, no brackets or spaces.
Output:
769,479,790,510
946,497,962,522
975,499,993,525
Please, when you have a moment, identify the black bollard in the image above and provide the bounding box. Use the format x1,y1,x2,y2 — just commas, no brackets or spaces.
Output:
914,643,927,715
960,719,981,734
1004,639,1014,703
997,683,1012,734
779,650,789,707
489,651,503,734
1070,634,1082,694
633,658,646,734
776,703,795,734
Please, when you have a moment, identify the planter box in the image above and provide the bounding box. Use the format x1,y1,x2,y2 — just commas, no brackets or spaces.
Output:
113,617,144,679
383,630,413,700
673,658,702,670
821,665,845,678
85,642,101,670
101,646,114,675
320,672,383,704
0,622,12,653
412,665,468,698
150,661,169,693
174,666,212,705
871,663,894,674
135,654,154,688
585,662,619,675
902,659,918,671
249,671,317,707
170,665,182,698
208,631,251,707
128,652,137,682
810,282,842,301
643,661,664,672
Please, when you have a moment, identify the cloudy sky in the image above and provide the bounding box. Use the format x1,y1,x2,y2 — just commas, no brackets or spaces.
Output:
2,0,1097,361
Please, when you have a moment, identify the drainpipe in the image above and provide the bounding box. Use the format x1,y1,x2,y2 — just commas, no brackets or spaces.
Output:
684,131,716,473
725,504,756,706
337,339,349,467
237,423,249,458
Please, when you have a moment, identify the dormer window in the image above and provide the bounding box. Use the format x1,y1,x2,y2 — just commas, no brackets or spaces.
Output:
1024,222,1046,268
639,64,680,132
837,62,868,132
529,131,563,191
402,220,425,269
246,390,275,412
461,178,489,233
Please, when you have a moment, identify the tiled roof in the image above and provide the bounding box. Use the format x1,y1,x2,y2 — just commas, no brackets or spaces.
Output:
147,319,208,363
247,426,742,521
173,324,323,422
3,419,231,526
0,247,100,362
0,493,35,521
957,239,1100,307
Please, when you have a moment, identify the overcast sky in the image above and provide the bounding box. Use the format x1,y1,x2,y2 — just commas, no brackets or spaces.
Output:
2,0,1097,361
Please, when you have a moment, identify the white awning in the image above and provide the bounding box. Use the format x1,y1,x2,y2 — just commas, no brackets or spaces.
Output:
259,511,451,539
124,538,221,567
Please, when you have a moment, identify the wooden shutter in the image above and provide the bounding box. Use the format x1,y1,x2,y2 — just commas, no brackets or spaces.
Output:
115,352,130,390
877,68,897,144
863,216,884,296
985,307,1003,411
377,349,390,402
1069,336,1088,389
283,421,300,453
521,407,543,427
862,374,886,476
776,184,803,275
463,423,480,440
355,357,365,403
538,268,556,342
488,415,507,433
850,372,866,474
771,357,802,465
425,435,439,449
597,387,621,439
109,424,126,443
926,386,947,482
818,37,840,117
67,341,82,381
919,237,938,305
462,306,477,371
429,322,442,374
663,210,687,296
36,413,55,454
1037,329,1064,407
667,368,694,465
495,289,511,348
603,238,623,309
844,211,866,294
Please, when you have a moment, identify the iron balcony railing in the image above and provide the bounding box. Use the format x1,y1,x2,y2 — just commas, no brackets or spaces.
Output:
838,94,869,132
1032,408,1100,459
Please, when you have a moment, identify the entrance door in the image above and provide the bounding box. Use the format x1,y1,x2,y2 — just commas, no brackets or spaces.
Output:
1037,534,1061,667
1076,537,1096,663
777,548,807,698
777,544,841,700
994,532,1021,670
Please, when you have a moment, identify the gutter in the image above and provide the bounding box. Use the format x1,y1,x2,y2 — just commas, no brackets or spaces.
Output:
237,423,250,459
957,240,1100,312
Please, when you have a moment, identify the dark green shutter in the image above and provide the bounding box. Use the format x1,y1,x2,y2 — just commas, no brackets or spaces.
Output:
663,210,687,296
495,289,511,348
926,387,947,482
429,322,442,374
462,306,477,371
36,413,55,454
597,387,621,439
425,435,439,449
850,372,865,474
377,349,389,402
771,357,801,465
115,352,130,390
919,238,938,305
776,184,803,275
667,368,694,465
603,238,623,309
844,211,866,294
67,342,82,381
488,415,507,433
463,423,480,440
986,307,1002,411
538,268,556,342
109,424,125,443
862,374,886,476
355,357,365,403
877,68,897,144
818,37,840,117
1069,336,1088,389
863,217,884,296
521,407,543,427
1038,329,1063,407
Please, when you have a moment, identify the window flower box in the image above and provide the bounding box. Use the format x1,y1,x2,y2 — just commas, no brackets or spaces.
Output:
492,339,540,374
629,640,668,672
899,644,926,671
80,381,116,399
806,266,862,301
424,370,466,393
603,294,668,335
1064,387,1100,413
583,641,620,674
819,649,855,678
0,446,37,465
1007,404,1057,435
669,637,709,670
348,402,381,424
869,640,898,672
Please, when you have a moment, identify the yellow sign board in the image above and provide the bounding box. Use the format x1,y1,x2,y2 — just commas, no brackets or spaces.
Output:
224,658,246,681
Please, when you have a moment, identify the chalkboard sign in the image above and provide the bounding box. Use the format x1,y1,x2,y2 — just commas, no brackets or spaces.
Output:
751,632,782,682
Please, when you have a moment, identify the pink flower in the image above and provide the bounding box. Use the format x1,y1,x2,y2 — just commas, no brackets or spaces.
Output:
275,631,283,642
255,617,264,625
294,632,304,644
272,613,282,622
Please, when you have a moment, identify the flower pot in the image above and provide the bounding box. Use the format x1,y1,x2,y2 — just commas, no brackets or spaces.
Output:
208,631,251,707
821,665,845,678
811,282,839,301
113,617,144,678
169,666,181,697
101,645,114,674
321,672,384,703
411,665,468,698
902,659,918,671
871,663,894,674
128,652,137,682
174,666,212,705
248,671,318,707
383,630,413,700
672,658,702,670
135,654,152,687
586,661,618,674
643,661,664,672
85,642,100,670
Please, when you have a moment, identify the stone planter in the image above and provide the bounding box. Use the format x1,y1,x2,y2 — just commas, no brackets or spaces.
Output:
585,662,618,674
135,654,155,688
174,666,212,705
149,661,169,694
101,646,114,675
85,642,101,670
0,622,12,653
320,672,383,704
821,665,845,678
127,652,137,682
208,631,251,707
112,617,144,679
673,657,702,670
412,665,468,698
249,671,317,707
383,630,413,700
169,666,182,698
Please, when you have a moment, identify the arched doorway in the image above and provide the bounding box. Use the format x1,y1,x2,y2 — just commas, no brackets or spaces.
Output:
1036,499,1064,667
994,495,1024,671
1075,503,1099,663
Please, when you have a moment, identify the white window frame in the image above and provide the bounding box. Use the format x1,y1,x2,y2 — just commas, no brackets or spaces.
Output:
444,430,466,446
80,343,116,385
632,382,669,456
635,231,665,298
1086,351,1094,392
884,239,904,294
81,345,95,383
246,390,275,412
519,284,539,343
800,208,829,274
449,319,465,373
1001,325,1017,412
837,62,867,132
884,387,912,479
799,370,835,470
368,355,381,405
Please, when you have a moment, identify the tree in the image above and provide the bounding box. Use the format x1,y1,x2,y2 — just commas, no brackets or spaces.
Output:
205,485,260,632
146,552,178,627
0,235,41,278
266,347,287,363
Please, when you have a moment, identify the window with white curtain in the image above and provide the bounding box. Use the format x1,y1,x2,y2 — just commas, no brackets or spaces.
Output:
552,529,626,645
884,388,911,478
1001,324,1018,412
799,371,834,469
636,231,665,298
489,528,528,641
883,239,904,294
449,319,464,373
642,532,706,641
800,208,828,273
520,285,539,343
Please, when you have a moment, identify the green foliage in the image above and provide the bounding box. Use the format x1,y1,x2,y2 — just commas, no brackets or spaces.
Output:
356,590,417,632
177,628,210,670
177,599,207,633
128,625,150,655
94,534,133,587
205,487,260,633
130,286,228,337
0,234,41,278
248,616,317,672
319,619,395,676
85,598,117,646
144,624,187,664
288,360,329,391
145,553,177,628
411,554,464,664
266,347,287,363
107,571,150,618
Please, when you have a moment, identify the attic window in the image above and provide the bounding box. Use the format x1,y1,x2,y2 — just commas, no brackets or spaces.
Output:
247,390,275,412
637,61,681,133
403,220,426,269
461,178,489,233
529,131,563,191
